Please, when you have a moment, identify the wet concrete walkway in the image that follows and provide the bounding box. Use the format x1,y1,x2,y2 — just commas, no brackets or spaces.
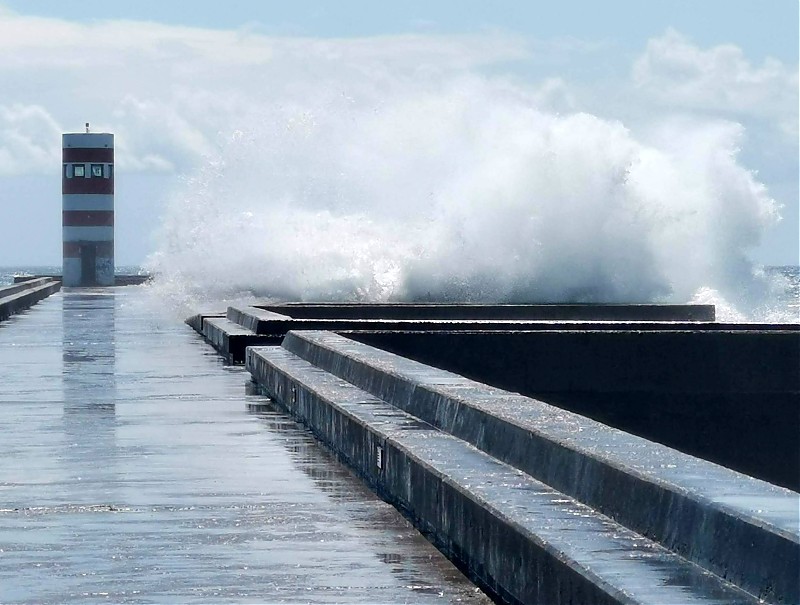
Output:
0,288,488,604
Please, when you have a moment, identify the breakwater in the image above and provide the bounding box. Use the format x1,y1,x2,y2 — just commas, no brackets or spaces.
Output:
192,302,799,487
188,301,800,604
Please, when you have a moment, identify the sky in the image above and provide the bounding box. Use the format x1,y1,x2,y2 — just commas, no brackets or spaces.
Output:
0,0,797,270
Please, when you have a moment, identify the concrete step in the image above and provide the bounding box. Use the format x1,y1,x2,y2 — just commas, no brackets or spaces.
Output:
226,305,293,333
280,329,800,604
184,311,224,333
246,344,760,605
200,316,279,363
0,278,61,322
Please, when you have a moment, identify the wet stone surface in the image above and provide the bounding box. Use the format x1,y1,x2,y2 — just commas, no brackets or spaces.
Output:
0,289,489,604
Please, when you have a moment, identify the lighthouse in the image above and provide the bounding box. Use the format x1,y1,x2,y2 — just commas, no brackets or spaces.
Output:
62,124,114,287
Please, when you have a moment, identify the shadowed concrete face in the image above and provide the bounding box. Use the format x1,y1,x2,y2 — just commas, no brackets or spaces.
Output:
0,289,488,603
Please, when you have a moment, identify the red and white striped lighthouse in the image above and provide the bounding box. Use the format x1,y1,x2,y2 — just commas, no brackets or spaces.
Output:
62,124,114,287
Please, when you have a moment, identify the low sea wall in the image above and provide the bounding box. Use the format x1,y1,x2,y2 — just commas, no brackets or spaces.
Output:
245,331,798,604
0,277,61,322
259,302,716,321
194,301,722,363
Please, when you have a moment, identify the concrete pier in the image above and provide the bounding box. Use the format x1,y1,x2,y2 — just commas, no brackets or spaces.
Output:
0,289,487,603
0,277,61,322
191,302,799,488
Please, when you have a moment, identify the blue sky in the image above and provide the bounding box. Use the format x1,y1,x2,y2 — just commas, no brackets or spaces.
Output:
2,0,796,56
0,0,797,280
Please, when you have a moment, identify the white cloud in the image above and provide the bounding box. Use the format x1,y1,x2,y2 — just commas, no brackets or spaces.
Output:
0,10,532,176
632,29,798,135
0,104,62,175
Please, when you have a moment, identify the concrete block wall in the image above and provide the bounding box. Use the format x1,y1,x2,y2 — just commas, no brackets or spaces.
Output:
247,342,772,604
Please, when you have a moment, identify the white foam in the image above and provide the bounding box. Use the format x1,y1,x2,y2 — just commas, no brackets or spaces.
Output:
145,76,794,321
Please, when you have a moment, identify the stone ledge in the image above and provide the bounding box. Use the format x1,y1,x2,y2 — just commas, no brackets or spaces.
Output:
201,317,279,363
226,305,293,333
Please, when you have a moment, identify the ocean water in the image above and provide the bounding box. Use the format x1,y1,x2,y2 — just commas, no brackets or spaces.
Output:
771,265,799,319
0,266,61,286
687,264,798,323
0,266,145,286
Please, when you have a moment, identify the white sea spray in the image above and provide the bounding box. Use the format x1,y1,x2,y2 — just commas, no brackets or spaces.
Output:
146,75,791,321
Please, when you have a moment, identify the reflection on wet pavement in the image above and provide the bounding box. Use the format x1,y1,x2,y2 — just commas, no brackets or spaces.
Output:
0,289,489,604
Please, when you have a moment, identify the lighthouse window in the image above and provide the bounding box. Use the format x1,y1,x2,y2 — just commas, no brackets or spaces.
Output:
91,164,103,177
73,164,85,177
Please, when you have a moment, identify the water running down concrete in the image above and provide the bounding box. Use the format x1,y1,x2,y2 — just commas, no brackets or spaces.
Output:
0,288,489,604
